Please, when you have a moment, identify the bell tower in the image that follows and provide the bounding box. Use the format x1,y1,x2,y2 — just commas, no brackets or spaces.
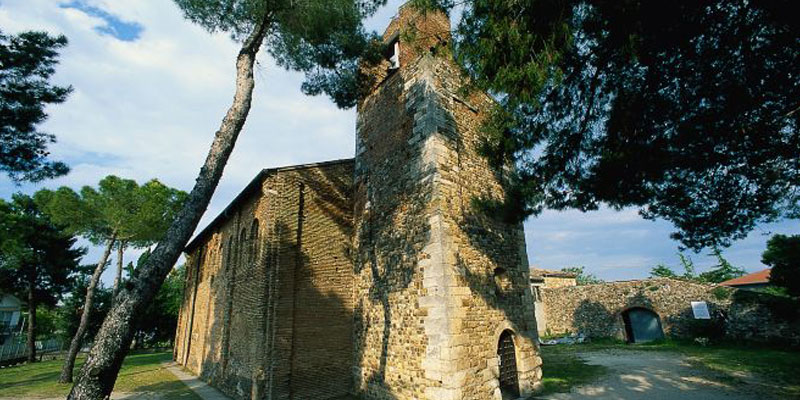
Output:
352,4,542,400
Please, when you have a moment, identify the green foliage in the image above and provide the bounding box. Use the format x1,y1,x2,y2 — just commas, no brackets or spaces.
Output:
34,175,187,246
57,274,113,344
132,262,185,347
34,306,60,340
762,234,800,297
698,248,746,284
560,266,602,285
650,250,745,284
0,30,71,182
0,194,84,308
173,0,386,108
435,0,800,250
650,264,678,279
711,286,731,301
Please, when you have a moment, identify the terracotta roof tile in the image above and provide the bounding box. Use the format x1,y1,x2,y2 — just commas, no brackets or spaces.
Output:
719,268,771,287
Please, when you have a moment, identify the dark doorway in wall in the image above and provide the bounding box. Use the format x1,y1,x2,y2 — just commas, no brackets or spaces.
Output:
497,330,520,398
622,308,664,343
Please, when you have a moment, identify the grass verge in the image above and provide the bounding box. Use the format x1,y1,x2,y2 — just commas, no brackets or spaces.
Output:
537,345,608,395
0,351,199,399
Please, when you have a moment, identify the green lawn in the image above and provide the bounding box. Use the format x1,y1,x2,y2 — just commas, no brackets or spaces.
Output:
0,351,200,399
538,345,608,395
536,339,800,398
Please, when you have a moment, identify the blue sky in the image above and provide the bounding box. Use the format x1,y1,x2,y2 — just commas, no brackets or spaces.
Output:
0,0,796,286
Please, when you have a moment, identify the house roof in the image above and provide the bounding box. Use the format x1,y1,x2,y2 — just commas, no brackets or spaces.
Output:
184,158,354,252
719,268,771,287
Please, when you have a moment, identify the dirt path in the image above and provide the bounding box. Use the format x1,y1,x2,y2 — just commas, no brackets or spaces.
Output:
538,349,768,400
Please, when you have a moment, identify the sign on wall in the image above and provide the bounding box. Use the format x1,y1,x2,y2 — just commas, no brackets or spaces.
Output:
691,301,711,319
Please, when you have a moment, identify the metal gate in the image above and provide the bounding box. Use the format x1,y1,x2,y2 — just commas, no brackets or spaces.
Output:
497,330,519,398
623,308,664,343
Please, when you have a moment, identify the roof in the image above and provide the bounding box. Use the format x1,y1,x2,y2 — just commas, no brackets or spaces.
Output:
719,268,771,287
530,268,578,279
184,158,354,252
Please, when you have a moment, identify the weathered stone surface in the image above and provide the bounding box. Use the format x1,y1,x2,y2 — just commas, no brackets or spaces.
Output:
541,278,800,345
175,5,542,400
353,5,540,399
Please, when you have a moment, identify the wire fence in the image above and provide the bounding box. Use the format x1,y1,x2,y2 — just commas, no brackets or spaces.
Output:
0,334,62,365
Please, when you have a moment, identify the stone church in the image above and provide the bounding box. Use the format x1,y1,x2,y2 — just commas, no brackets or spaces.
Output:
174,5,542,400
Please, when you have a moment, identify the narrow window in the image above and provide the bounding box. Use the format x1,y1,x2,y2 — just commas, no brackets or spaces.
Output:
388,40,400,70
250,219,259,262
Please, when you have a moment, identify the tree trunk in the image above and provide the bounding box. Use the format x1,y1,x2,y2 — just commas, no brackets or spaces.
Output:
26,271,37,363
68,16,271,400
59,234,117,383
112,241,125,303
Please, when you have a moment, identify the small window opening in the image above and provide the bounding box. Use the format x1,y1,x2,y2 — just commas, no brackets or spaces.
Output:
388,40,400,70
494,267,511,297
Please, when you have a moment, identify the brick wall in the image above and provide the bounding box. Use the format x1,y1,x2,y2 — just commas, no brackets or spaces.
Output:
175,160,355,400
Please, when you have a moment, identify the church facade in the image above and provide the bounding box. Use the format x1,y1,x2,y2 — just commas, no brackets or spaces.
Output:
174,5,542,400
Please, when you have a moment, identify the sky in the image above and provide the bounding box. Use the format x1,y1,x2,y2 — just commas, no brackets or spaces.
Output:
0,0,797,286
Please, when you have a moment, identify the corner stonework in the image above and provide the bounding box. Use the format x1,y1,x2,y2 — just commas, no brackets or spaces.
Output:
353,5,542,400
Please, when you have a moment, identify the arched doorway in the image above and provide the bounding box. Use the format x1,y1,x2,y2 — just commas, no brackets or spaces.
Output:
622,308,664,343
497,330,520,398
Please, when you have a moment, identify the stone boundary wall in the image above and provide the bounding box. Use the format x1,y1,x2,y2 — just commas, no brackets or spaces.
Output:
542,279,723,339
542,278,800,345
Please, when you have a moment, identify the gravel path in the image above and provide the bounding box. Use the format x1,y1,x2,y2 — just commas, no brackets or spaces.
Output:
538,349,767,400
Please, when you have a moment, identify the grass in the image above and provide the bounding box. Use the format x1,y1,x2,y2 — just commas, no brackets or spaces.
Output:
538,345,608,395
536,338,800,398
0,351,200,399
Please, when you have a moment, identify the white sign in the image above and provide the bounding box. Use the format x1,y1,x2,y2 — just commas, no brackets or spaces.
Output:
691,301,710,319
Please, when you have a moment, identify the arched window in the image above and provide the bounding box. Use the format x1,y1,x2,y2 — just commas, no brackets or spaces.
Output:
250,219,259,263
225,237,234,272
239,227,247,268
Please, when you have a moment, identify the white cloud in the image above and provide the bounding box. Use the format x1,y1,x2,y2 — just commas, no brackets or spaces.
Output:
1,0,797,287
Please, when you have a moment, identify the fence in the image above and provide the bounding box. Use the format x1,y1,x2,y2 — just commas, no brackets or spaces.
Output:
0,334,62,365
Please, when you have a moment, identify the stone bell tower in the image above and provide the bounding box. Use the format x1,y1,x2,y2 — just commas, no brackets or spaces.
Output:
352,4,542,400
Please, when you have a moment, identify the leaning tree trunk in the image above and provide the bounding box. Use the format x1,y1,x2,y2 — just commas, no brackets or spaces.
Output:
68,16,271,400
26,270,37,363
59,234,117,383
112,241,125,303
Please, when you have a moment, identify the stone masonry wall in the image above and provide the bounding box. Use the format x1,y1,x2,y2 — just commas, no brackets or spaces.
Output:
353,6,541,400
174,160,354,400
541,278,725,339
542,278,800,345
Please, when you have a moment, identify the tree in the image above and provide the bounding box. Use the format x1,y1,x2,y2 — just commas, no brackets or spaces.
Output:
560,266,602,285
58,274,114,346
650,264,678,279
35,175,186,383
0,194,84,362
762,234,800,297
698,248,746,284
68,1,385,397
0,29,71,182
424,0,799,251
649,249,745,283
130,260,185,349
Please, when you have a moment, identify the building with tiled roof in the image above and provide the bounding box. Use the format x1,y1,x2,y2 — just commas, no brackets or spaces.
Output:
719,268,772,290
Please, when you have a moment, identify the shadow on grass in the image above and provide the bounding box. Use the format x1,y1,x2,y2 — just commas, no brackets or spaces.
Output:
533,339,800,399
0,351,198,399
535,347,608,396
